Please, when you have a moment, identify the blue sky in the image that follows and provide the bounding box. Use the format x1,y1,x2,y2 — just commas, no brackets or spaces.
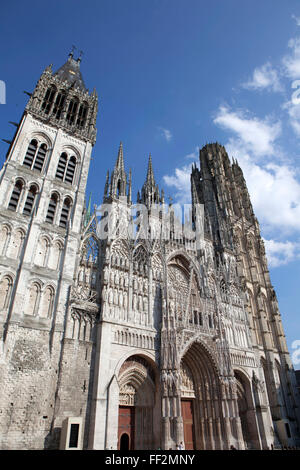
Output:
0,0,299,368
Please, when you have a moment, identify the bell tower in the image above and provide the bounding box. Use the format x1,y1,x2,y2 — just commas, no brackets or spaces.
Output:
0,53,98,449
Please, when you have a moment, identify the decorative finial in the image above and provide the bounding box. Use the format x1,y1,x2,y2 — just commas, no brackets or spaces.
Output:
69,45,76,59
77,50,83,63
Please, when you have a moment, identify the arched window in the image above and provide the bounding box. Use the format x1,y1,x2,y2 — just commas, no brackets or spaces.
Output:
23,184,38,216
83,236,99,263
59,197,71,228
41,85,56,114
76,102,88,128
33,143,47,172
53,90,66,120
55,152,68,180
8,180,23,211
8,229,25,259
40,286,55,318
0,225,10,256
23,141,47,172
46,193,59,224
27,282,41,316
48,240,62,270
35,237,50,267
64,156,76,184
0,276,13,310
23,139,38,168
55,153,77,185
66,98,79,125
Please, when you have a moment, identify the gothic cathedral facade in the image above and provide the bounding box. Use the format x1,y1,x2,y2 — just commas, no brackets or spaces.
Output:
0,54,299,450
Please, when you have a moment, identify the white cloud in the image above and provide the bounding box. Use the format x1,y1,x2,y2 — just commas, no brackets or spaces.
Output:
282,77,300,137
185,146,200,160
280,35,300,137
163,163,192,205
283,37,300,79
283,96,300,136
240,32,300,138
292,14,300,26
163,148,201,203
213,106,281,157
158,127,172,142
242,62,283,93
225,138,300,234
263,238,300,267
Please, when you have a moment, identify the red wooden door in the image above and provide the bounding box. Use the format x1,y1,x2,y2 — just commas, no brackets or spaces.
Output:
181,399,195,450
118,406,135,450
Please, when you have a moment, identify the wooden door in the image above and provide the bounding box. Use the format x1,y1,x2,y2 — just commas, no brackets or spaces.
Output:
118,406,135,450
181,399,195,450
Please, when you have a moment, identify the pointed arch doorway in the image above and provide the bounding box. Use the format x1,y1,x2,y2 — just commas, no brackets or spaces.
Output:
117,355,157,450
180,341,226,450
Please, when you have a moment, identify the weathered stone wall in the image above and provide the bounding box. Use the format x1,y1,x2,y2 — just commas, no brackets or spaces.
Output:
50,337,96,449
0,326,62,449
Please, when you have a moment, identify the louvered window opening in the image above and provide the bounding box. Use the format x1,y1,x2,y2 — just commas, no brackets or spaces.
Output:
41,86,56,115
76,103,88,128
59,199,71,228
53,91,66,120
66,100,78,125
64,157,76,184
23,140,47,172
8,181,23,211
23,140,38,168
23,186,37,216
46,194,58,224
55,153,67,180
33,144,47,172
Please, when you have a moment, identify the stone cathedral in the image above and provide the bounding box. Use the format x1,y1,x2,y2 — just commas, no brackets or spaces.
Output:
0,53,299,451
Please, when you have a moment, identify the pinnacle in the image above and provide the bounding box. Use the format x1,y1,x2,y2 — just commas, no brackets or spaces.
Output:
115,141,125,173
146,153,155,183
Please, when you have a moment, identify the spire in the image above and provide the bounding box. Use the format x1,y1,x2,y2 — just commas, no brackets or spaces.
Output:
103,170,109,200
84,193,92,227
109,142,127,199
140,153,160,208
146,154,155,186
116,142,125,173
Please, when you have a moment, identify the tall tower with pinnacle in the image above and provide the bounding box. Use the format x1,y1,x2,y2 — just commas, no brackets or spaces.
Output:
0,52,98,449
191,143,300,446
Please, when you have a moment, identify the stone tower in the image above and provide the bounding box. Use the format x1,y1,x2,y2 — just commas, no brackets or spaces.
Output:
191,143,300,447
0,52,98,449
